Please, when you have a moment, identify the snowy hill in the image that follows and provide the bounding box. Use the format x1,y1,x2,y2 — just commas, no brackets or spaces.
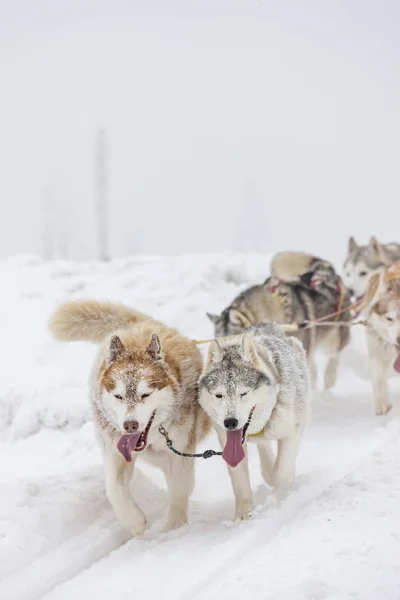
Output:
1,253,399,600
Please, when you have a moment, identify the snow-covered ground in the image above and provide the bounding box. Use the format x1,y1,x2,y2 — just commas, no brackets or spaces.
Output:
1,253,399,600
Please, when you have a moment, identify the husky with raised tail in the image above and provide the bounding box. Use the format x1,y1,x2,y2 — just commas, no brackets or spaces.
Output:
199,323,310,521
343,236,400,301
207,252,352,390
49,300,211,536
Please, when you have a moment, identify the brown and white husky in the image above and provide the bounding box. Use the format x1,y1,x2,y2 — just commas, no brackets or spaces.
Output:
49,300,211,536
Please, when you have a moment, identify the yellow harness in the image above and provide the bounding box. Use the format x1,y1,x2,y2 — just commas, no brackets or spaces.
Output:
247,427,265,438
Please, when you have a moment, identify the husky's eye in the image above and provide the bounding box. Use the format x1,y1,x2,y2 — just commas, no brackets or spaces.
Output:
359,271,367,277
385,316,394,322
241,392,248,397
114,394,123,400
141,393,151,399
215,393,223,399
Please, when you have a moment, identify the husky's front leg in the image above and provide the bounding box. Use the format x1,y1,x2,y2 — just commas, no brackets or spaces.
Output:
257,441,275,487
367,332,392,415
216,426,252,521
163,450,195,532
323,326,349,390
271,425,303,491
370,359,391,415
324,354,339,390
104,447,147,536
308,354,318,390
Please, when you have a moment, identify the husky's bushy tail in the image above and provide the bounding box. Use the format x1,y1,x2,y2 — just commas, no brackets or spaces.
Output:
270,251,318,282
49,300,149,343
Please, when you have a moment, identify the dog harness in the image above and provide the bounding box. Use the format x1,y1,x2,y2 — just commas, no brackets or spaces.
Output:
268,275,347,321
247,427,265,438
333,278,345,321
267,277,285,307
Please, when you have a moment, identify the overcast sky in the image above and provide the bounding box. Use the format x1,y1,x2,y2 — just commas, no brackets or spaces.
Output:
0,0,399,261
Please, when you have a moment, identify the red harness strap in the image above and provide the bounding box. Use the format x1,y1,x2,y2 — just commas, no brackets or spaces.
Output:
267,277,285,295
333,278,345,321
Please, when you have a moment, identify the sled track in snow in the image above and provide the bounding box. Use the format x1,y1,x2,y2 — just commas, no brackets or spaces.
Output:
1,418,397,600
1,513,130,600
179,421,399,600
22,418,396,600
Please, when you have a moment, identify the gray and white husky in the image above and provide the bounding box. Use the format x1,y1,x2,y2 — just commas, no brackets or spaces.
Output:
199,323,310,521
343,236,400,300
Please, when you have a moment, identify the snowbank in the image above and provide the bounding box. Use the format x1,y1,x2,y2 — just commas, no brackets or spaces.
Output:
0,253,399,600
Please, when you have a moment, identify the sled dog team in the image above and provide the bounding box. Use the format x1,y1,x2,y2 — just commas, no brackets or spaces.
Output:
48,235,400,537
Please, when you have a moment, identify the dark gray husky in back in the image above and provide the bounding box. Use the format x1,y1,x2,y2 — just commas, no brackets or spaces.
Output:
207,252,352,389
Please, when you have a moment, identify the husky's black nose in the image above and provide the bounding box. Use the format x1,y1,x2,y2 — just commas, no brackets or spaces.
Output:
224,417,239,430
123,420,139,434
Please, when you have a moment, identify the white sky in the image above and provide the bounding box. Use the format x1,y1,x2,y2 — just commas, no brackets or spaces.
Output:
0,0,399,260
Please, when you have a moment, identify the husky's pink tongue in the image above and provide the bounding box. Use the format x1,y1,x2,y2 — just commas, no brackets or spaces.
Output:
117,433,141,462
222,428,245,468
394,347,400,373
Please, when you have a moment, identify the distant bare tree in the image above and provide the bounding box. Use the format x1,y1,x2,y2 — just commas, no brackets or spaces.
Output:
123,226,143,256
57,190,71,260
42,181,74,260
95,128,110,261
42,187,54,259
232,181,269,252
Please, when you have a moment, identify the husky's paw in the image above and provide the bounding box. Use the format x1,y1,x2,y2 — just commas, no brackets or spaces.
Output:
163,512,188,533
234,501,252,521
324,377,336,391
126,513,147,537
375,402,392,416
117,507,146,537
163,518,187,533
271,471,294,492
261,471,273,487
324,360,338,390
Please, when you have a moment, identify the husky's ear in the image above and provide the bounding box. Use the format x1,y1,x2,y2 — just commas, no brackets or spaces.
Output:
368,235,384,256
241,334,259,363
229,308,251,329
348,236,357,253
364,272,384,307
148,334,162,361
241,333,268,366
108,335,124,364
204,340,223,372
206,312,220,324
368,235,377,251
288,337,307,365
369,236,392,266
242,334,280,381
368,236,390,266
289,336,306,355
